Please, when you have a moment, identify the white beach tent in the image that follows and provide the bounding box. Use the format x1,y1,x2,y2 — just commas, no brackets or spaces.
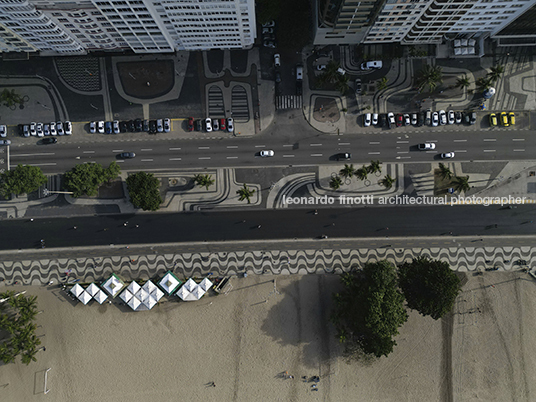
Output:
143,296,157,309
94,290,108,305
176,286,197,301
78,291,92,305
142,280,157,294
120,289,133,303
183,278,198,292
191,286,206,300
128,296,141,310
158,271,182,295
70,283,84,297
151,287,164,302
86,283,100,297
127,281,141,294
199,278,213,292
102,274,125,298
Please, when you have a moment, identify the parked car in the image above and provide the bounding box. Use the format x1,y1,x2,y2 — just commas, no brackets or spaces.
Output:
509,112,515,125
41,138,57,145
372,113,378,126
470,111,477,125
0,139,11,146
105,121,112,134
134,119,143,132
227,117,234,133
396,114,403,127
432,112,439,127
187,117,194,132
448,110,455,124
30,122,36,136
274,54,280,67
439,110,447,125
164,118,171,132
262,27,274,34
500,112,509,127
335,153,351,161
57,121,64,135
120,121,128,133
20,124,30,137
127,120,135,132
212,118,219,131
219,118,226,131
263,41,276,48
404,114,410,126
489,113,498,127
364,113,371,127
149,120,157,134
260,150,274,157
418,143,436,150
275,72,281,83
262,20,275,28
355,79,362,95
195,120,202,132
156,119,164,133
441,152,455,159
143,120,149,132
118,152,135,159
64,121,72,135
411,113,417,126
0,125,6,138
113,120,120,134
97,121,105,134
43,124,50,136
455,111,462,124
36,122,44,137
387,112,395,128
89,121,96,133
296,64,303,80
50,122,56,136
205,118,212,132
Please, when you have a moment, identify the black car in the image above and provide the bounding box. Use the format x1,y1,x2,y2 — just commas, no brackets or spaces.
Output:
118,152,135,159
275,72,281,83
18,124,24,136
134,119,143,132
335,153,351,161
143,119,149,132
194,120,202,131
104,121,112,134
119,121,128,133
126,120,135,132
296,81,302,96
149,120,157,134
41,138,57,145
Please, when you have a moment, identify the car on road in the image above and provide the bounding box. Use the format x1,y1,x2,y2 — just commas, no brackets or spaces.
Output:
364,113,371,127
187,117,194,132
41,138,57,145
156,119,164,133
263,40,276,48
212,118,219,131
98,121,105,134
0,139,11,145
219,118,226,131
432,112,439,127
164,118,171,132
411,113,417,126
227,117,234,133
56,121,64,135
441,152,455,159
396,114,403,127
418,143,436,150
403,114,410,126
489,113,498,127
64,121,72,135
274,53,280,67
36,122,44,137
275,72,281,83
260,150,274,157
355,79,361,95
134,119,143,132
43,124,50,136
30,122,36,136
335,153,351,161
262,20,275,28
195,120,202,131
105,121,112,134
455,111,462,124
118,152,135,159
448,110,455,124
500,112,509,127
50,122,56,136
509,112,515,125
372,113,378,126
0,125,6,138
89,121,96,133
113,120,120,134
205,118,212,132
439,110,447,125
387,112,395,128
296,64,303,80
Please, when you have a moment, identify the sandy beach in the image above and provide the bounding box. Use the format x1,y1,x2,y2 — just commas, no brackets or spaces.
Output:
0,271,534,401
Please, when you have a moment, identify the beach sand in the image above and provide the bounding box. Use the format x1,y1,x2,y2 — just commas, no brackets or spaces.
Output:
0,271,534,401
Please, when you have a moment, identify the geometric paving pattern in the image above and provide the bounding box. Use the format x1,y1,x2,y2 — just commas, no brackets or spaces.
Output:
0,246,533,286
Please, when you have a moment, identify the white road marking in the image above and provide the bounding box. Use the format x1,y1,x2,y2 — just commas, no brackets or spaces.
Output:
112,150,124,153
396,141,409,144
12,162,56,166
512,139,525,141
169,147,182,150
116,160,124,163
310,154,323,157
255,145,266,148
310,143,322,147
198,157,211,160
141,159,154,162
483,150,496,153
338,142,350,145
141,148,152,151
453,139,467,142
283,155,295,158
369,142,380,145
226,156,238,159
513,149,525,152
283,144,293,147
454,150,467,153
227,146,238,149
15,153,55,157
397,151,409,154
83,151,95,154
483,139,496,142
169,158,182,161
368,152,381,155
198,146,210,150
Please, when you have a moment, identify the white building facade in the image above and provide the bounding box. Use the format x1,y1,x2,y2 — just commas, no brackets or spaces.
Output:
0,0,255,56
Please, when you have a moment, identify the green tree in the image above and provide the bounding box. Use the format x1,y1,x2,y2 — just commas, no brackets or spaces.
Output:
64,162,121,197
339,164,355,180
0,164,47,197
329,175,342,190
193,174,215,190
126,172,163,211
487,65,504,83
398,256,461,320
416,64,443,92
335,74,350,95
455,75,470,91
318,60,342,85
379,175,396,190
236,183,255,203
377,77,389,91
0,89,24,108
256,0,280,24
476,76,492,92
355,166,368,181
438,163,453,180
453,175,470,194
331,260,408,358
367,160,382,175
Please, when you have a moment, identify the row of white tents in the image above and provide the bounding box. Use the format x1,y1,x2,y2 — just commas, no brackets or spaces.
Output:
69,271,213,311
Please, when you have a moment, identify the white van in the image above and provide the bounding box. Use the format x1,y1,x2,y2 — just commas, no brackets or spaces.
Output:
360,60,382,70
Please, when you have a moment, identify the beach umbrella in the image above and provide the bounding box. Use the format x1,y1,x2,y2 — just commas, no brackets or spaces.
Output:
86,283,99,297
94,290,108,305
127,281,141,294
143,296,157,309
70,283,84,297
199,278,213,292
120,289,133,303
183,278,198,292
128,296,141,311
176,286,192,301
102,274,125,298
142,280,157,294
78,291,92,305
151,287,164,302
158,271,182,295
137,289,149,302
191,286,206,300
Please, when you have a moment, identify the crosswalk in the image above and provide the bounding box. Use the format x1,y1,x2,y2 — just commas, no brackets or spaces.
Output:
276,95,303,110
207,85,225,118
231,85,249,122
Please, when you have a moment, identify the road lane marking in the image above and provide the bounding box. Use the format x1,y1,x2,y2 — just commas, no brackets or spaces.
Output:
198,157,211,160
283,144,293,147
513,149,525,152
15,153,55,157
483,150,496,152
512,139,525,141
141,159,154,162
255,145,266,148
83,151,95,154
368,152,381,155
112,150,124,153
226,156,238,159
141,148,152,151
369,142,380,145
397,151,409,154
453,139,467,142
11,162,56,166
454,150,467,152
227,146,238,149
310,143,322,146
283,155,294,157
169,158,182,161
338,142,350,145
483,139,496,142
198,146,210,150
310,154,323,157
169,147,182,150
396,141,409,144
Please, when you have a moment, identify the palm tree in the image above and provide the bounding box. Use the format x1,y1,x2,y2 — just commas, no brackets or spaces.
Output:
453,176,470,194
379,175,396,190
416,64,443,92
329,175,343,190
335,74,350,95
318,60,341,85
487,65,504,83
0,89,24,108
367,160,382,175
193,174,215,190
236,184,255,204
339,164,355,179
455,75,470,91
377,77,389,91
438,163,453,180
476,76,492,91
355,166,368,181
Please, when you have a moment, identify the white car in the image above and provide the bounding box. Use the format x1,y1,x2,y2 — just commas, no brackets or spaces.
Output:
113,120,120,134
274,54,280,67
205,118,212,132
43,124,50,136
260,150,274,157
441,152,455,159
411,113,418,126
0,139,11,146
156,119,163,133
164,118,171,132
30,122,37,136
448,110,455,125
372,113,378,125
50,122,57,136
364,113,371,127
388,112,395,128
418,143,436,150
212,119,219,131
89,121,96,133
227,117,234,133
97,121,105,134
64,121,72,135
404,114,411,126
36,122,43,137
439,110,447,125
56,121,64,135
317,65,326,71
0,125,6,138
432,112,439,127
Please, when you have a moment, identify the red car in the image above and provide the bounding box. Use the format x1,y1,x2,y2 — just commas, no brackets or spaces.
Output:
220,118,226,131
396,114,403,127
187,117,194,132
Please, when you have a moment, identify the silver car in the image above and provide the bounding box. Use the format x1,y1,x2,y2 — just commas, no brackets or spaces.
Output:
164,118,171,132
156,119,164,133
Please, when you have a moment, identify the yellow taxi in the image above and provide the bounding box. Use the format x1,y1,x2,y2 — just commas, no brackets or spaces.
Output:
509,112,515,126
489,113,498,127
500,112,509,127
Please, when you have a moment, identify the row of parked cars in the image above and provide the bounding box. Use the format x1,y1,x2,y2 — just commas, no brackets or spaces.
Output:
18,121,72,137
261,20,276,48
362,110,479,128
204,117,234,133
89,118,170,134
489,112,515,127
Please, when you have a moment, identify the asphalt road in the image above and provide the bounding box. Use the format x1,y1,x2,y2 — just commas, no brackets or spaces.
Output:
3,205,536,250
